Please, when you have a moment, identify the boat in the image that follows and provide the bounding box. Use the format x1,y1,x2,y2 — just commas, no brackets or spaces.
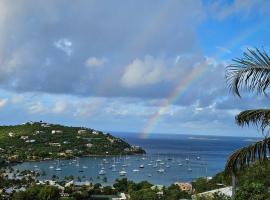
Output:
49,165,54,169
79,170,84,173
148,174,152,177
196,156,201,160
178,163,183,166
82,165,88,169
165,164,170,168
139,164,144,168
188,167,192,172
157,168,165,173
55,160,62,171
119,169,127,176
34,165,38,168
99,169,106,175
132,169,140,172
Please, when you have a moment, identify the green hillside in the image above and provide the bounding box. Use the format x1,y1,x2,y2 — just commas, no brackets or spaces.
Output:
0,121,145,163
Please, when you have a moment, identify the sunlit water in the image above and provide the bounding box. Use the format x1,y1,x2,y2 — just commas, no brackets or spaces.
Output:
14,133,257,185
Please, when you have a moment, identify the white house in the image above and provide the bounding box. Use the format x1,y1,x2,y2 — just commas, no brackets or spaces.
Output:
112,193,127,200
51,130,63,134
8,132,15,137
20,136,29,140
85,143,93,148
192,186,232,200
78,129,87,134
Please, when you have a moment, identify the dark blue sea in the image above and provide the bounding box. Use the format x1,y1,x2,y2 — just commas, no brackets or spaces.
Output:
14,133,259,186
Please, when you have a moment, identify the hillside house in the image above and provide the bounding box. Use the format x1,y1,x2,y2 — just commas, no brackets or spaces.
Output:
78,129,87,134
49,143,61,147
51,130,63,134
25,139,36,143
8,132,15,137
20,136,29,140
175,182,193,192
85,143,93,148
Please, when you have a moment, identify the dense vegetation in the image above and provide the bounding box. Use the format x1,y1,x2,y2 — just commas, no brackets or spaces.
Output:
192,159,270,199
0,121,145,163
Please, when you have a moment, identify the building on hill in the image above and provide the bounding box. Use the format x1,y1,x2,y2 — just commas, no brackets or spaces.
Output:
49,143,61,147
175,182,193,192
8,132,15,137
78,129,87,134
20,136,29,140
85,143,93,148
51,130,63,134
192,186,232,200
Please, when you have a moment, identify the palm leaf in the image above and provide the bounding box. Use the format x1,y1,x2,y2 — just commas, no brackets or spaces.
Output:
236,109,270,132
225,137,270,175
226,48,270,97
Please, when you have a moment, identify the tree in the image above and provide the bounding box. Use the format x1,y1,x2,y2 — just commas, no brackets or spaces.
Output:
37,186,60,200
225,48,270,198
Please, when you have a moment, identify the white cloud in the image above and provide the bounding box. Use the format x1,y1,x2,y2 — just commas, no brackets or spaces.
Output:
85,57,107,68
28,102,46,114
54,38,73,56
52,100,67,114
121,56,167,88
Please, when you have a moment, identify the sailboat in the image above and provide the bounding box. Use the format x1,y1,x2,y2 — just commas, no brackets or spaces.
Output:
75,158,80,167
157,168,165,173
55,160,62,171
99,169,106,175
119,168,127,176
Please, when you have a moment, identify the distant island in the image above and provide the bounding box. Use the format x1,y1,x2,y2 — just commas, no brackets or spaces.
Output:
0,121,145,164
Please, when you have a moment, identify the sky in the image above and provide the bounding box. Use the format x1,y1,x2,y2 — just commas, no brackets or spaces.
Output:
0,0,270,137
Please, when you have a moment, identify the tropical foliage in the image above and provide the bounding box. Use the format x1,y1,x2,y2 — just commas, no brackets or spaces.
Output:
225,48,270,197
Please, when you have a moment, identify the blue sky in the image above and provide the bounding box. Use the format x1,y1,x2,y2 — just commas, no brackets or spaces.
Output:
0,0,270,137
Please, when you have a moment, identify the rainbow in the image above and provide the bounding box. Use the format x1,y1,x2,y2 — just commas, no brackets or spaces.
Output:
140,62,208,139
139,18,270,139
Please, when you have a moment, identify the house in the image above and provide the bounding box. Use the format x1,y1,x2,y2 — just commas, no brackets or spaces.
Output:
51,130,63,134
175,182,193,192
20,136,29,140
107,137,114,143
41,123,51,127
49,143,61,147
192,186,232,200
8,132,15,137
25,139,36,143
92,130,99,135
151,185,164,195
65,150,73,154
85,143,93,148
78,129,87,134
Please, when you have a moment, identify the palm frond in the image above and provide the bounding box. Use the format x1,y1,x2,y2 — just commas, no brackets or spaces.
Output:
226,48,270,97
224,137,270,175
236,109,270,132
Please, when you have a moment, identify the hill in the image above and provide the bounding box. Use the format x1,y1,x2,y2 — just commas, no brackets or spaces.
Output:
0,121,145,163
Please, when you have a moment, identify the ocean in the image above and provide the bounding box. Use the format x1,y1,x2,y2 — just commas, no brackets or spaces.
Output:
13,133,258,186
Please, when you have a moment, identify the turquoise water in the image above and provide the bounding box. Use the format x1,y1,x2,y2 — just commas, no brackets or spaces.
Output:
14,133,257,185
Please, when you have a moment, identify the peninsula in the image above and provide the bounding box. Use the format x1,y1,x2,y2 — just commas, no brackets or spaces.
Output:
0,121,145,164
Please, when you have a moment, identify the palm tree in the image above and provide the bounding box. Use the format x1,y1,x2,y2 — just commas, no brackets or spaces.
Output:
225,48,270,198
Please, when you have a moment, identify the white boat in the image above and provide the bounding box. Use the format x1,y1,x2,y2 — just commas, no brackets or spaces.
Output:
119,170,127,176
165,164,170,168
55,167,62,171
34,165,38,168
188,167,192,172
197,156,201,160
49,165,54,169
82,165,88,169
55,160,62,171
132,169,140,172
148,174,152,177
99,169,106,175
139,164,144,168
157,168,165,173
178,163,183,166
